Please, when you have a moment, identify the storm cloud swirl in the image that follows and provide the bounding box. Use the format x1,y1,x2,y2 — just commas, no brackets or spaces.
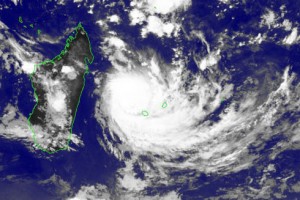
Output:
89,1,300,198
94,35,300,194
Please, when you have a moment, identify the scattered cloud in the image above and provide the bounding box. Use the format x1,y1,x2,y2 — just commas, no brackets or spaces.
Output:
107,15,121,24
283,27,299,45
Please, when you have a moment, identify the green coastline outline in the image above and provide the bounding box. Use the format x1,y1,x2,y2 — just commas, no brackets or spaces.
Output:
27,22,94,154
141,110,149,116
161,101,167,108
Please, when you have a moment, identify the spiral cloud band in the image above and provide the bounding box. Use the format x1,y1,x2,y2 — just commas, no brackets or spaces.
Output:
93,26,300,195
96,40,288,175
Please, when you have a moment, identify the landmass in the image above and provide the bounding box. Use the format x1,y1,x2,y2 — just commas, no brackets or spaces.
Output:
28,23,94,153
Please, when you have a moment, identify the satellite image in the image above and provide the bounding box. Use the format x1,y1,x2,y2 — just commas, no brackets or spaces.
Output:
1,0,300,199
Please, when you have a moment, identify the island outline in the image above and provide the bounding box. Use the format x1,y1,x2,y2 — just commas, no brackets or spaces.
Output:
27,22,94,154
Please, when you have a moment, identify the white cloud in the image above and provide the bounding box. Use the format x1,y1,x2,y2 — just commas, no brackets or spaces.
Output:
152,0,190,14
282,19,292,31
62,66,77,80
0,20,8,29
191,31,211,53
140,0,192,15
283,27,298,45
219,0,230,4
47,90,67,112
0,104,32,141
95,32,300,194
69,181,181,200
104,36,126,49
141,16,178,38
61,65,74,73
108,15,121,24
261,9,277,29
95,49,236,163
10,0,19,5
68,184,111,200
0,103,84,152
120,173,147,191
128,0,189,38
0,31,42,74
22,61,35,74
88,4,94,14
197,50,221,71
129,8,146,25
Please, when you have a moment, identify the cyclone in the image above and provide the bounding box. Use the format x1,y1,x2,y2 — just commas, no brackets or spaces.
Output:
101,61,231,153
95,37,300,182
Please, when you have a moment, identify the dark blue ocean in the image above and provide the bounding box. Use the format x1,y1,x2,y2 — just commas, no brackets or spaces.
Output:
1,0,300,199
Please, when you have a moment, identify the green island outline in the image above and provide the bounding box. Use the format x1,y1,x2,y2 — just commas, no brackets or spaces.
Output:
27,23,94,154
141,110,149,116
141,101,168,116
161,101,167,108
